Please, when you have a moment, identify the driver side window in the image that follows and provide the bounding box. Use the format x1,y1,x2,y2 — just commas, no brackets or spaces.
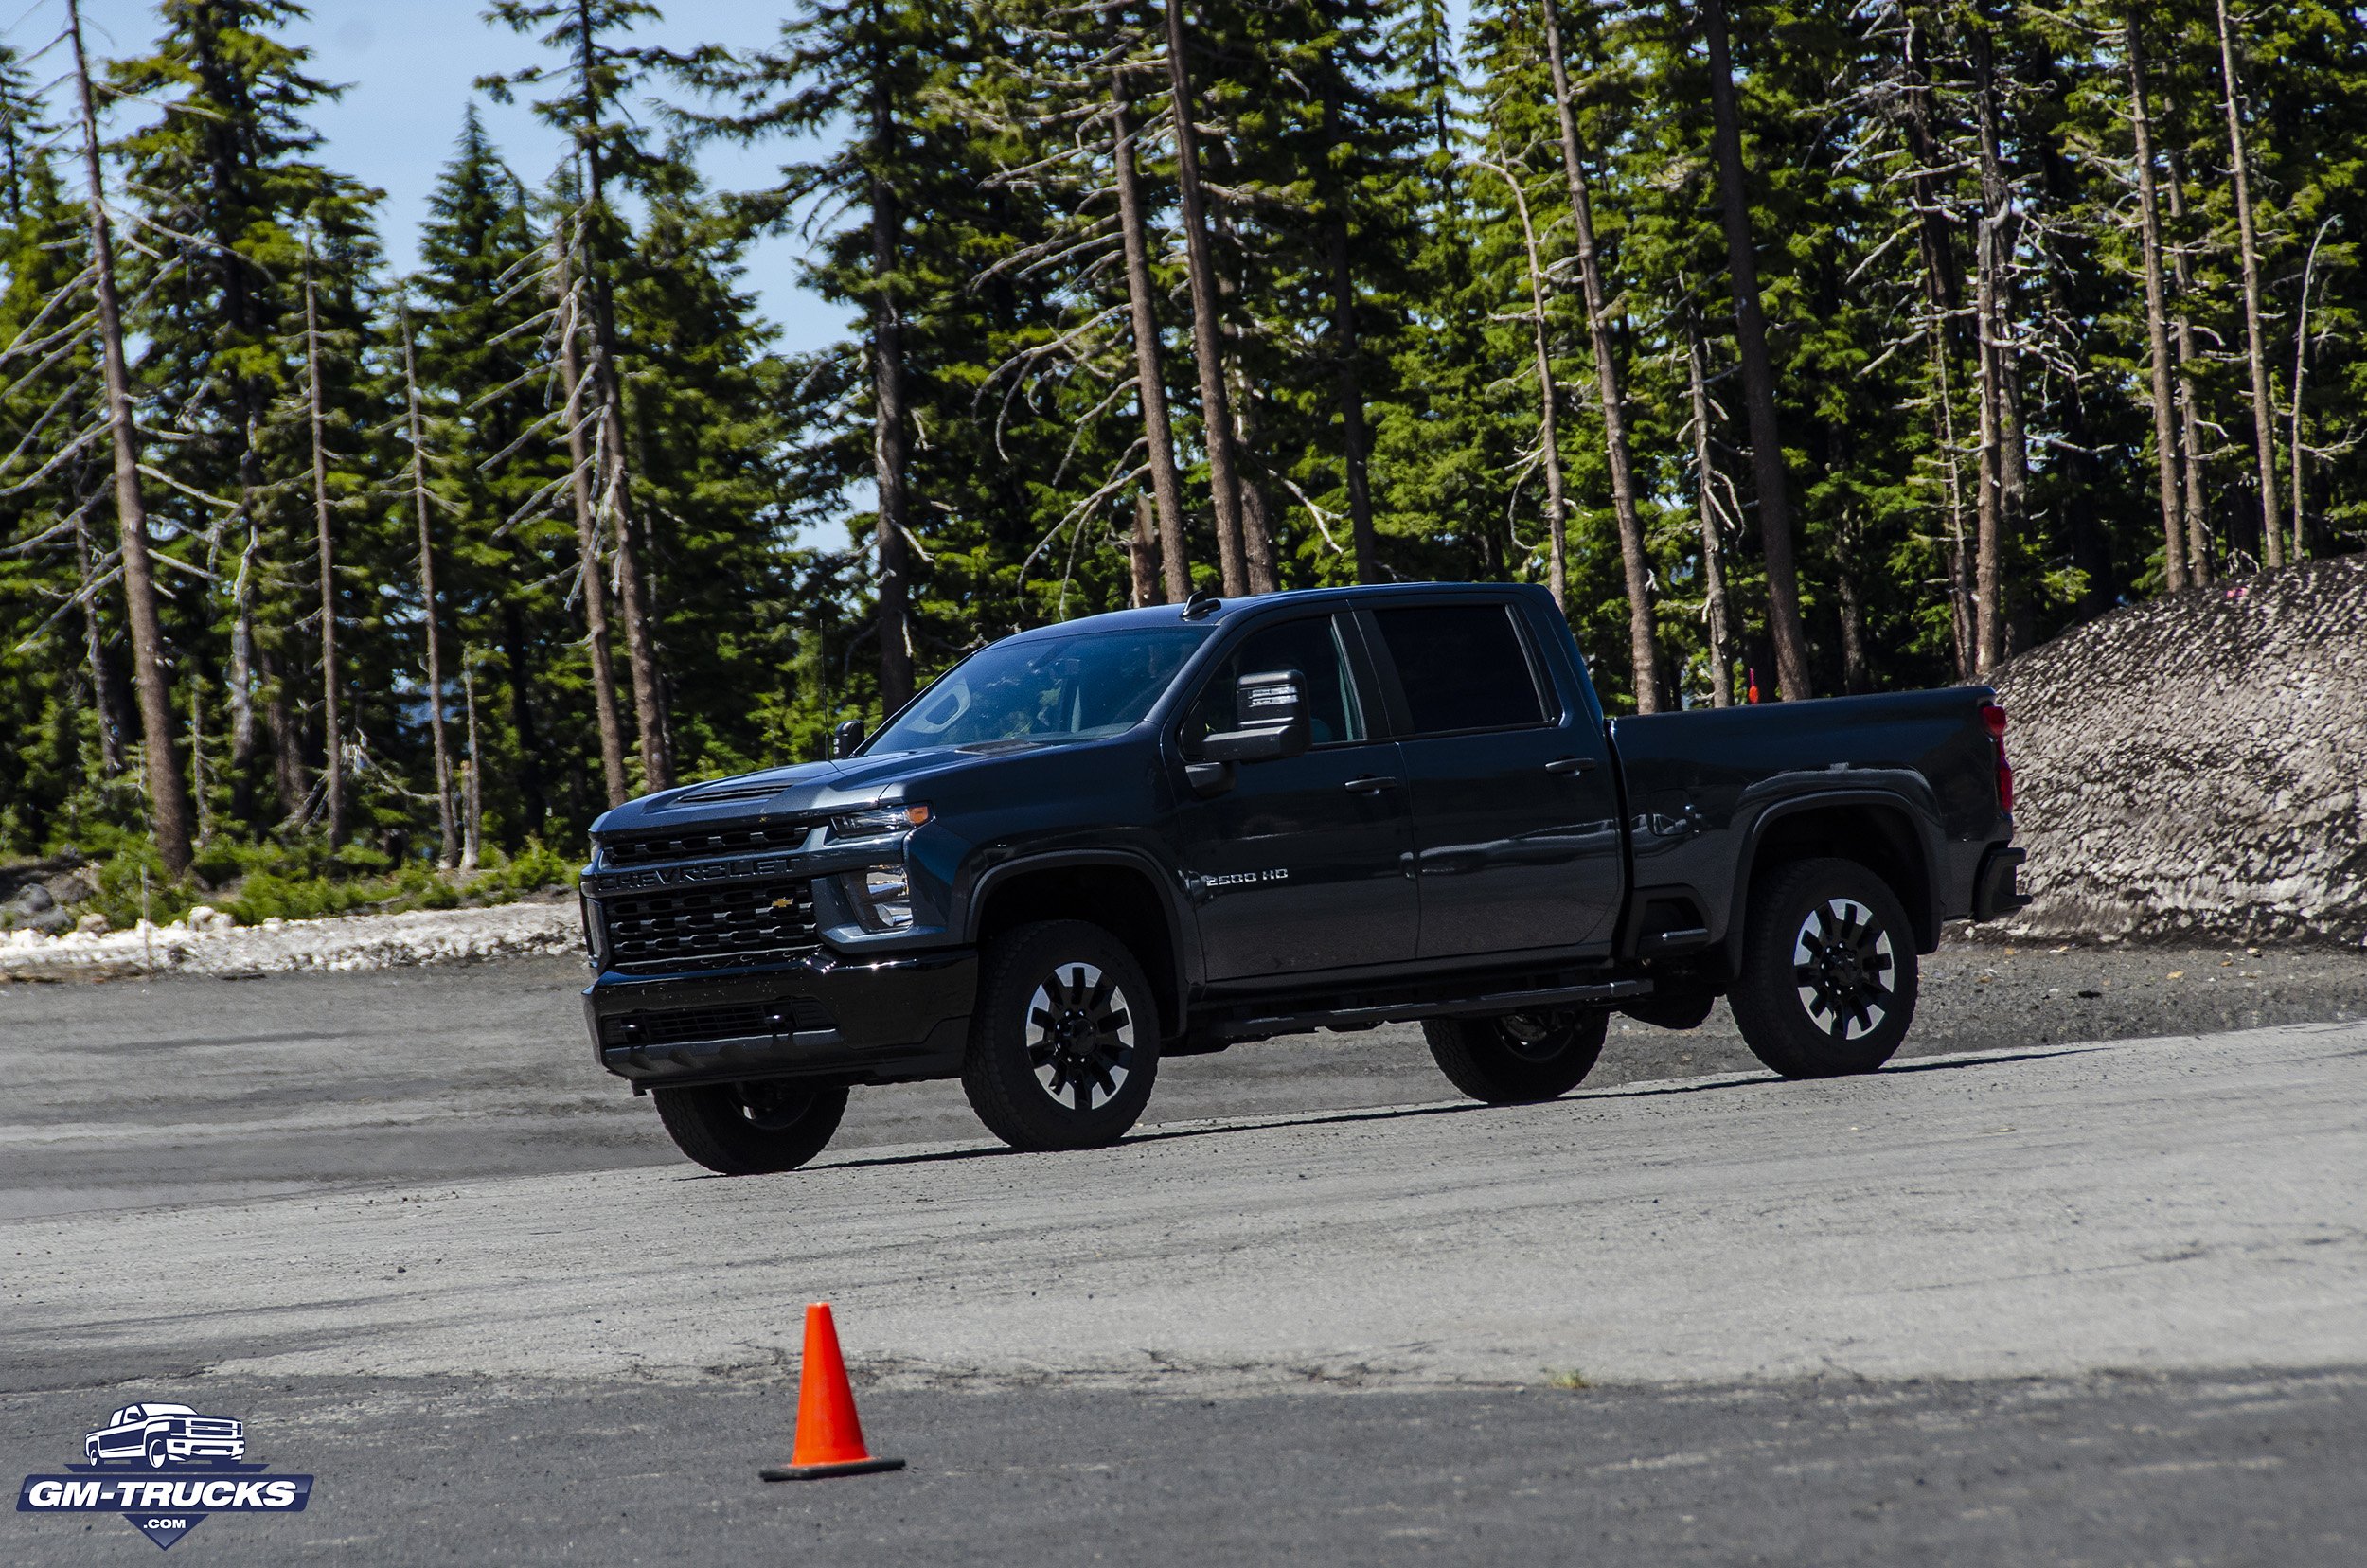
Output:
1182,616,1366,755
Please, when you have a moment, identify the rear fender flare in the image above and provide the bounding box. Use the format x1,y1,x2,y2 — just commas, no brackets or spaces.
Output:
1721,788,1947,977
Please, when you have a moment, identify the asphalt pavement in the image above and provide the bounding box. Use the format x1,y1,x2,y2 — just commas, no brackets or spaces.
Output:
3,940,2362,1564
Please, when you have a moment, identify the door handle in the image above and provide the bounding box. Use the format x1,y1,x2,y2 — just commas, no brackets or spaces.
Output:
1344,775,1400,794
1545,757,1597,775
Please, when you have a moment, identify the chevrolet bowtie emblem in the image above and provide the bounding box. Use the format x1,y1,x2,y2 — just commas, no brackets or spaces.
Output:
771,898,791,910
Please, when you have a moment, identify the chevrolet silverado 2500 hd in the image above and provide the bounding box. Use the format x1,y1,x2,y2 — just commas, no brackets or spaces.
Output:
578,582,2027,1173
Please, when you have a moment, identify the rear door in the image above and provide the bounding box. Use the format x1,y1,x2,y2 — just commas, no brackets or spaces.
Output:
1174,612,1418,981
1362,598,1624,958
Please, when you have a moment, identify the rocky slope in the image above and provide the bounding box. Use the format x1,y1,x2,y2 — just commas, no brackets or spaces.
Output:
1991,555,2367,947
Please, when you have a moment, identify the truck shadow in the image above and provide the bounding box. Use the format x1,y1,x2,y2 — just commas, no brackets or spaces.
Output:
777,1043,2109,1177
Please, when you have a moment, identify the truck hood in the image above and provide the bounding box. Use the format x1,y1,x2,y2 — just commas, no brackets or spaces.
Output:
588,743,1044,839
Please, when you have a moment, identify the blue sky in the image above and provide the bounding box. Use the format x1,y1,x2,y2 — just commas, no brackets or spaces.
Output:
34,0,850,353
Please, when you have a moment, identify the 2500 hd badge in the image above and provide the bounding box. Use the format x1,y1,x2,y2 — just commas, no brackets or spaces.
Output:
17,1403,312,1552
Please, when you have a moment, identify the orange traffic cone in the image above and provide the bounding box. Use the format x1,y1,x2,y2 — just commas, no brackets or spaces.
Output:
759,1302,907,1481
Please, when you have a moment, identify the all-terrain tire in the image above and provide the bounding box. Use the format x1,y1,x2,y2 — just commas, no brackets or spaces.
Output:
651,1080,849,1175
1728,856,1919,1078
1423,1007,1609,1103
962,920,1161,1152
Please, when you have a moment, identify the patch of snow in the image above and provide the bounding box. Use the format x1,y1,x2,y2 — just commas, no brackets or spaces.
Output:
0,900,582,978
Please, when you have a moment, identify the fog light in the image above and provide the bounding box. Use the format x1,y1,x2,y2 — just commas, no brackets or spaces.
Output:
853,866,914,930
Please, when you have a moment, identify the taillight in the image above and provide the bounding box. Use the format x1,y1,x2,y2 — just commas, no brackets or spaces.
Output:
1981,703,2014,813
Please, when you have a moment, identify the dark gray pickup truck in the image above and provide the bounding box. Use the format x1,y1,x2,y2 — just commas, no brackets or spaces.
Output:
578,582,2026,1173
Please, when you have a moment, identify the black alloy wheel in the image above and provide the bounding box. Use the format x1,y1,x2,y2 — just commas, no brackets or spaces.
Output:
651,1078,850,1175
963,920,1161,1151
1424,1006,1609,1103
1729,856,1919,1078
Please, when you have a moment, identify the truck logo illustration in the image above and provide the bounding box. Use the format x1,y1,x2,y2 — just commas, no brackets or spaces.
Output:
82,1403,246,1470
18,1402,310,1551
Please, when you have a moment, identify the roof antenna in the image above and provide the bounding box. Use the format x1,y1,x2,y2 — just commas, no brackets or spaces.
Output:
1182,586,1220,621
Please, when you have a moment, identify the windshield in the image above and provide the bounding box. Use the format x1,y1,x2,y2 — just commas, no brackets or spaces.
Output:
868,627,1211,756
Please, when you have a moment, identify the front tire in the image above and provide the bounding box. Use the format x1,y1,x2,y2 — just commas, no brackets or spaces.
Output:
1729,857,1918,1078
962,920,1161,1151
1424,1007,1608,1103
145,1438,168,1470
652,1079,849,1175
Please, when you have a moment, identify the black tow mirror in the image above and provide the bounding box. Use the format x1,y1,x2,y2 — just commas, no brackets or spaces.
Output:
1200,668,1312,764
831,719,866,759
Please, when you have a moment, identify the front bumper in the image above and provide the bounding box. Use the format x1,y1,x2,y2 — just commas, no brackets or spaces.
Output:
164,1438,244,1460
584,947,976,1091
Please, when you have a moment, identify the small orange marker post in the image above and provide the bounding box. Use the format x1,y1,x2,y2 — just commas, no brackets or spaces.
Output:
760,1303,906,1482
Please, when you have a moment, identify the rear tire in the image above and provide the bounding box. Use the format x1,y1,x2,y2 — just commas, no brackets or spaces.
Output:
652,1079,848,1175
1424,1007,1608,1103
962,920,1161,1151
1729,857,1918,1078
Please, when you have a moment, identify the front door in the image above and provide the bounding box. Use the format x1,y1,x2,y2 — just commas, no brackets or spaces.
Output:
1365,599,1625,957
1176,613,1418,981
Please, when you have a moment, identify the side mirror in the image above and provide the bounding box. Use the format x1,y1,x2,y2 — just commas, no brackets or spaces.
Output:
831,719,866,759
1199,668,1311,764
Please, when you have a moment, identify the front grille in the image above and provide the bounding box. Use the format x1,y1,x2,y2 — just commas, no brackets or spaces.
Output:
600,880,819,972
186,1420,239,1437
599,824,806,866
603,997,837,1048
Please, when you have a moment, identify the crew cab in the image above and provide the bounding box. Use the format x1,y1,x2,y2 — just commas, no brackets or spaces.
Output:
83,1404,245,1469
578,583,2026,1173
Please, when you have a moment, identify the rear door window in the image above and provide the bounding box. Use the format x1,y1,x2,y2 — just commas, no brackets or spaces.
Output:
1370,603,1550,735
1182,615,1367,753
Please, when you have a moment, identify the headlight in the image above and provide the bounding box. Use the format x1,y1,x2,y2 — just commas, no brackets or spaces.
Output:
830,802,930,837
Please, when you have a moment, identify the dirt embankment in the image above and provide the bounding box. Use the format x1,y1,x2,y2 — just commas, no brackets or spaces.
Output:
1992,555,2367,948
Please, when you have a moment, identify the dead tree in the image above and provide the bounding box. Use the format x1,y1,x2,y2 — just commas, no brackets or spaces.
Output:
1479,157,1569,609
400,304,459,866
2126,19,2188,592
552,222,630,807
1110,60,1189,602
68,0,193,872
2214,0,2282,567
1540,0,1658,709
1682,303,1735,707
1700,0,1812,699
301,248,344,843
1163,0,1252,595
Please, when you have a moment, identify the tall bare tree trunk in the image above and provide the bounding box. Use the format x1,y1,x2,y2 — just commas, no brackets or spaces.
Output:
1163,0,1251,596
1700,0,1811,700
553,224,629,808
1316,48,1379,585
225,526,257,818
68,0,193,873
2215,0,2282,568
401,307,458,868
2160,115,2213,584
573,2,673,783
1542,0,1657,708
1486,160,1569,610
459,655,482,874
1129,493,1160,607
1326,216,1379,585
75,511,128,775
1110,66,1188,603
1968,17,2014,672
1683,306,1734,708
302,254,345,844
867,33,917,712
1897,7,1974,674
2126,20,2188,593
2288,218,2334,561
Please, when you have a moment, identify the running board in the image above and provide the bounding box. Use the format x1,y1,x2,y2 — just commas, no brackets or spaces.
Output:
1206,978,1654,1044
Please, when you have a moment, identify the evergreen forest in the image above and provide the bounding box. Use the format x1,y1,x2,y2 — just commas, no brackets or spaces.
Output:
2,0,2360,900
